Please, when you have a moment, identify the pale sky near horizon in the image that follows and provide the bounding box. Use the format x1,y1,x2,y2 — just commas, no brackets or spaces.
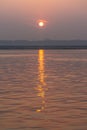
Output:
0,0,87,40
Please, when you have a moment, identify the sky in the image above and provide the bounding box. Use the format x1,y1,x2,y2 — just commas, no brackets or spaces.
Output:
0,0,87,40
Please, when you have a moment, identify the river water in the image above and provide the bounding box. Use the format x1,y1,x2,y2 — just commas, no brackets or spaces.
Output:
0,50,87,130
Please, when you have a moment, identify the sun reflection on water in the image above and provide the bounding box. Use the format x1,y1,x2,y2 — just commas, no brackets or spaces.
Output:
36,49,47,112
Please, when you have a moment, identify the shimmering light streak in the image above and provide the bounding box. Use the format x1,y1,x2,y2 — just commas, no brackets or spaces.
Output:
36,50,47,112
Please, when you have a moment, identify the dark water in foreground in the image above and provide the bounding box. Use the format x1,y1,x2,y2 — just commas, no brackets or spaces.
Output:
0,50,87,130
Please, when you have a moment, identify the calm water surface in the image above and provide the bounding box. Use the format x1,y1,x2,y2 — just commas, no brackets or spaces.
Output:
0,50,87,130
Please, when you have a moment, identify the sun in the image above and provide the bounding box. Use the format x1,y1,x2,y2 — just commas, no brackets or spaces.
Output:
38,21,44,27
37,19,47,28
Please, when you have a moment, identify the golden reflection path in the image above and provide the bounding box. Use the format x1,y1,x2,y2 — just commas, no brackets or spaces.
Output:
36,49,47,112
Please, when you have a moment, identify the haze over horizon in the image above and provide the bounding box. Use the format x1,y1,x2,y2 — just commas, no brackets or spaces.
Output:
0,0,87,40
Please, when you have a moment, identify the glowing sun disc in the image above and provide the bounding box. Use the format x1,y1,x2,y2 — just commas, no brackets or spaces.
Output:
37,19,47,28
39,21,44,27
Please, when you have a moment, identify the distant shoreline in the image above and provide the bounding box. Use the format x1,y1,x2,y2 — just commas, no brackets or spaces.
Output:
0,40,87,49
0,45,87,50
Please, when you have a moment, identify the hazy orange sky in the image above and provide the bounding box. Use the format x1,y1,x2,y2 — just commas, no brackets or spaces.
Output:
0,0,87,40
